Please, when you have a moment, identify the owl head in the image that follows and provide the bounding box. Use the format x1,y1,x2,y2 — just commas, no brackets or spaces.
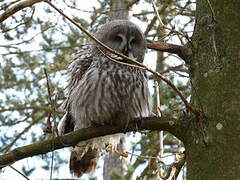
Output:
93,20,146,63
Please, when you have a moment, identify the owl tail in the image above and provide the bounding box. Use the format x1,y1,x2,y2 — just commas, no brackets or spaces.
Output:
70,147,100,177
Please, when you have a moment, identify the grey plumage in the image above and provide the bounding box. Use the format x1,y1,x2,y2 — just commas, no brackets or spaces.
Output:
58,20,151,177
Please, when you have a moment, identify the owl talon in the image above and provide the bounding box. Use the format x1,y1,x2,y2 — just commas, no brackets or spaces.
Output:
105,144,113,152
104,144,128,158
114,150,129,158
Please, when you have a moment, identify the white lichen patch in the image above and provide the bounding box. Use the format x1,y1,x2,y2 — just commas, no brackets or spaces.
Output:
169,120,174,126
203,72,208,77
216,123,223,130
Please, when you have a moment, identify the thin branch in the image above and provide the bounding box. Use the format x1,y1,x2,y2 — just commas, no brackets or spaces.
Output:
97,47,145,70
144,3,169,37
171,152,186,180
206,0,216,22
126,0,140,9
1,20,58,47
0,113,46,153
150,0,193,46
45,0,198,117
9,165,30,180
0,6,35,33
43,68,54,134
0,0,43,22
0,116,185,169
144,16,157,37
44,0,142,67
150,0,164,27
0,106,49,113
0,45,82,56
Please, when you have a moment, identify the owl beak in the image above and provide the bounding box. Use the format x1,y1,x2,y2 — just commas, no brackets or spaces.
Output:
128,51,134,59
122,46,135,64
123,47,133,57
123,47,128,55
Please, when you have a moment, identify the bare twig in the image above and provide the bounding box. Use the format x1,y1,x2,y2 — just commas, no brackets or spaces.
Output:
206,0,216,22
126,0,140,9
0,113,47,153
44,0,142,66
0,6,35,33
96,47,145,70
144,3,169,37
0,0,43,22
9,165,30,180
144,66,196,115
144,16,157,36
0,106,49,113
171,152,186,180
43,68,53,134
43,68,58,180
154,80,165,179
150,0,164,27
1,21,58,47
45,0,198,117
150,0,192,46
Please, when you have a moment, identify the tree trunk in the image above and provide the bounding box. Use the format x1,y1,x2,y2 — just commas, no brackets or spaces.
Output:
185,0,240,179
109,0,129,20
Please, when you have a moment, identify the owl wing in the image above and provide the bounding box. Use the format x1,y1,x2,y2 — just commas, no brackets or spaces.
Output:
58,47,92,135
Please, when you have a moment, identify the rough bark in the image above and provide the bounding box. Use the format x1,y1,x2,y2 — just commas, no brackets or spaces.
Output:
185,0,240,179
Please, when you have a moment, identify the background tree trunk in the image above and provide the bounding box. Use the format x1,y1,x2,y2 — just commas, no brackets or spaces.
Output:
186,0,240,179
109,0,129,20
103,0,129,179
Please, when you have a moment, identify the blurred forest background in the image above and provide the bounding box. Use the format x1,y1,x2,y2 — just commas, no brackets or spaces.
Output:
0,0,195,179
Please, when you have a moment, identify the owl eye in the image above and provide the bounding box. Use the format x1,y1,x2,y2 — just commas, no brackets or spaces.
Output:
129,36,139,48
113,35,122,42
130,38,136,45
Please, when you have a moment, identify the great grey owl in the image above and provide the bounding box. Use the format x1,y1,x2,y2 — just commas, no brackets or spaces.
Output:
58,20,151,177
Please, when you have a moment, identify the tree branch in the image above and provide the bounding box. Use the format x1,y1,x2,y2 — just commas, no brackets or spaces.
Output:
126,0,140,9
0,116,187,169
147,39,193,65
0,0,43,23
147,40,186,60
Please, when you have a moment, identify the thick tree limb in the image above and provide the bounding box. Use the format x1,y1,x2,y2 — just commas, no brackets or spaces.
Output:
0,116,187,169
0,0,43,23
147,40,188,60
147,40,182,55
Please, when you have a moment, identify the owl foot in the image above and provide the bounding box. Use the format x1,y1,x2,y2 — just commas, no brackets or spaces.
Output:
104,144,128,158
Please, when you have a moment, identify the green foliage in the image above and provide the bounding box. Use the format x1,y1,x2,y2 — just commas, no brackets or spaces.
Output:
110,170,125,180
